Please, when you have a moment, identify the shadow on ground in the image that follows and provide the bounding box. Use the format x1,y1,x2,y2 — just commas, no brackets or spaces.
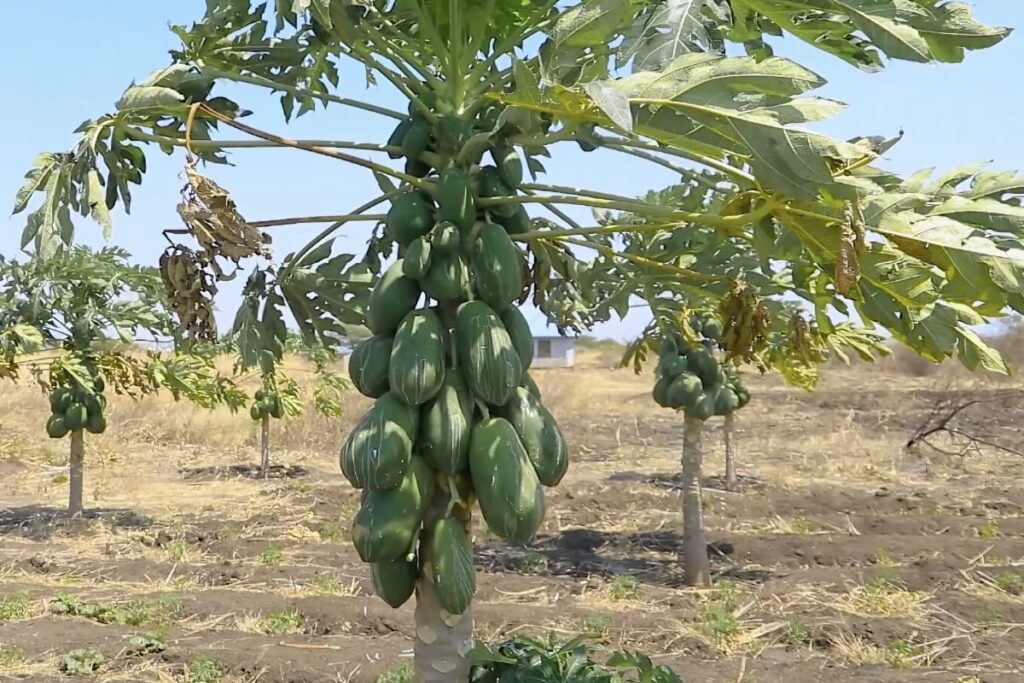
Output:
478,527,778,588
178,463,308,481
0,505,152,540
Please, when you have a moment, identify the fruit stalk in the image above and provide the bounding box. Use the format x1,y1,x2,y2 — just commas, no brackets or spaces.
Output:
414,490,474,682
681,414,709,586
68,429,85,518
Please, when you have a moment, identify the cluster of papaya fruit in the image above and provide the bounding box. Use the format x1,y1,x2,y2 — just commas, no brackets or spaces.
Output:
341,97,567,615
249,388,284,421
45,379,107,438
653,314,750,420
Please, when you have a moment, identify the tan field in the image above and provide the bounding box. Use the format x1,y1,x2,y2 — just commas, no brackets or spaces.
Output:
1,343,1023,683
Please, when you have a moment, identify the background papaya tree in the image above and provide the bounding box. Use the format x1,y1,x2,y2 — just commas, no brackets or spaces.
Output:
11,0,1024,678
231,266,350,478
0,247,247,517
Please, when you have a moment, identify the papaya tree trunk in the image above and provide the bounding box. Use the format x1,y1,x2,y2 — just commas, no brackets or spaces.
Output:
68,429,85,518
724,413,737,492
682,414,709,586
260,415,271,479
414,490,474,682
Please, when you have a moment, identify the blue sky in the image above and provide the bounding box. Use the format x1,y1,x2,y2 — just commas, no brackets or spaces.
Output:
2,2,1022,341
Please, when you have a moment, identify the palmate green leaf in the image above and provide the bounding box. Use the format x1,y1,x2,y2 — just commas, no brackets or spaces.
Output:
929,196,1024,235
551,0,633,49
727,0,1010,70
618,0,728,73
956,326,1010,375
115,86,185,111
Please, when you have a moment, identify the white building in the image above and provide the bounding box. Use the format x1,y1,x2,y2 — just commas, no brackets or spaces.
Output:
531,335,576,369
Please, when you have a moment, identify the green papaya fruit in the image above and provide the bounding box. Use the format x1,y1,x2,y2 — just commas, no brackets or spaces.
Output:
50,388,73,414
472,223,523,310
420,372,474,474
340,393,419,491
666,374,702,411
348,335,394,399
689,392,716,421
521,372,542,400
351,456,434,562
491,142,523,188
250,403,263,421
386,192,434,247
389,309,446,406
64,403,88,431
430,517,475,615
494,205,531,235
477,166,518,217
469,418,544,544
456,301,523,406
403,237,433,280
437,168,475,231
702,318,724,341
372,560,417,608
495,387,568,487
400,118,433,160
386,120,411,159
46,415,69,439
367,260,421,335
421,253,472,302
85,412,107,435
499,306,533,370
652,375,672,408
431,221,461,254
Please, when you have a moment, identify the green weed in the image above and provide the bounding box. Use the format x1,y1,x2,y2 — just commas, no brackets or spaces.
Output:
701,602,741,644
376,663,414,683
784,618,812,646
261,610,305,635
609,576,640,602
127,632,167,656
514,551,549,575
60,649,105,675
0,648,26,669
0,592,31,621
49,593,181,627
258,544,283,566
884,638,926,668
318,522,344,542
994,571,1024,596
185,656,225,683
311,574,342,594
978,520,1002,539
583,613,612,638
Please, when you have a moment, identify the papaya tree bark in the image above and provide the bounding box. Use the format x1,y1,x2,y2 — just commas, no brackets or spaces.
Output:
414,489,474,682
68,429,85,517
260,415,271,479
682,414,709,586
724,413,737,492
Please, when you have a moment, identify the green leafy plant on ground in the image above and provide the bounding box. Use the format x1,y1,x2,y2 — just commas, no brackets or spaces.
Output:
258,544,283,566
472,635,683,682
376,663,414,683
49,593,181,627
609,575,640,602
0,592,32,621
0,648,27,670
261,610,305,635
59,649,105,675
127,632,167,656
185,656,226,683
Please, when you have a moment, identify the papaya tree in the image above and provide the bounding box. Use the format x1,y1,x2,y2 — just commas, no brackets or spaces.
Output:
0,247,246,517
12,1,1024,678
232,268,350,478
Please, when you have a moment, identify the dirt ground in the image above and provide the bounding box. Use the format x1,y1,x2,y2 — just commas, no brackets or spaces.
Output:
1,355,1023,683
